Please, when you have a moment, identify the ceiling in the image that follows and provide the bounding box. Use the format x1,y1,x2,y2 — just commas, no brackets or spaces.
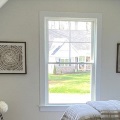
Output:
0,0,8,8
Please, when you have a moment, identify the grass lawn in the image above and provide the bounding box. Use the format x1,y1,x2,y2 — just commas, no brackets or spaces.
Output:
49,72,90,94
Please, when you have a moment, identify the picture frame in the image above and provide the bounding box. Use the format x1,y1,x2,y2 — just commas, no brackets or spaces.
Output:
0,41,27,74
116,43,120,73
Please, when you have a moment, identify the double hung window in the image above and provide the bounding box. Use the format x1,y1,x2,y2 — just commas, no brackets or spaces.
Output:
40,12,102,110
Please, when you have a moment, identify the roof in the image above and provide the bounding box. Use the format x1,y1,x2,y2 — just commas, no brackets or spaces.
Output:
49,29,91,51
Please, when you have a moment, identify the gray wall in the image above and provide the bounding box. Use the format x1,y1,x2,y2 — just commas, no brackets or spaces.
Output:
0,0,120,120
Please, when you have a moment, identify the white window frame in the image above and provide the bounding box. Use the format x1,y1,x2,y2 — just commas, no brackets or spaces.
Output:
39,11,102,111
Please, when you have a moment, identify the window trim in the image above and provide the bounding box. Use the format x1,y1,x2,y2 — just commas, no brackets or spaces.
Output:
39,11,102,111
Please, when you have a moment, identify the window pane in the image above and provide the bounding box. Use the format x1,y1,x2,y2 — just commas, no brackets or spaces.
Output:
71,30,91,42
71,43,91,53
70,21,76,30
48,64,91,104
48,21,55,29
48,29,69,42
77,22,87,30
60,21,69,30
79,56,85,62
49,42,70,62
48,21,92,43
49,42,91,62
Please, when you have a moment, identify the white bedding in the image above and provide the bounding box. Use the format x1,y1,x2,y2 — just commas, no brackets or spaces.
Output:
87,100,120,119
61,104,101,120
61,100,120,120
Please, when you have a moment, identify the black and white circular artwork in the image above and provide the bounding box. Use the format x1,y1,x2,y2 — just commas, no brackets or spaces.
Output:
0,44,24,73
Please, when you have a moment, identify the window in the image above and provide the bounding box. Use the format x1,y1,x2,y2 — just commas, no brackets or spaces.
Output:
40,12,102,111
48,20,92,104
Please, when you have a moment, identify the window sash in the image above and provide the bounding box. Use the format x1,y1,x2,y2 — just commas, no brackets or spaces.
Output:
47,20,93,104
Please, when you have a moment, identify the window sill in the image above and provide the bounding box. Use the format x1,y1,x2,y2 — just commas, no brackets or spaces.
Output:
39,105,70,112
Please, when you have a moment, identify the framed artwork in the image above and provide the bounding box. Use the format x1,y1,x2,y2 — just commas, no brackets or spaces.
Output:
0,41,27,74
116,43,120,73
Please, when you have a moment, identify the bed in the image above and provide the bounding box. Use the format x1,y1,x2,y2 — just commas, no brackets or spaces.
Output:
61,100,120,120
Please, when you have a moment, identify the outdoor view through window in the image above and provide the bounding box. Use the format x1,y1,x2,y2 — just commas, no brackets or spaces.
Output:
48,20,92,104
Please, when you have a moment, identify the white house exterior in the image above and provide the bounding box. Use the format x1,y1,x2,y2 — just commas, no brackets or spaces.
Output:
48,23,91,74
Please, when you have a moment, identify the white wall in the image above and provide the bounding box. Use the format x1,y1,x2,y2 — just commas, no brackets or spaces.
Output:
0,0,120,120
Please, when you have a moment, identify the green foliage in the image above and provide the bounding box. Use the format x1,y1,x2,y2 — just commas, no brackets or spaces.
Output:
49,72,90,94
53,65,56,75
